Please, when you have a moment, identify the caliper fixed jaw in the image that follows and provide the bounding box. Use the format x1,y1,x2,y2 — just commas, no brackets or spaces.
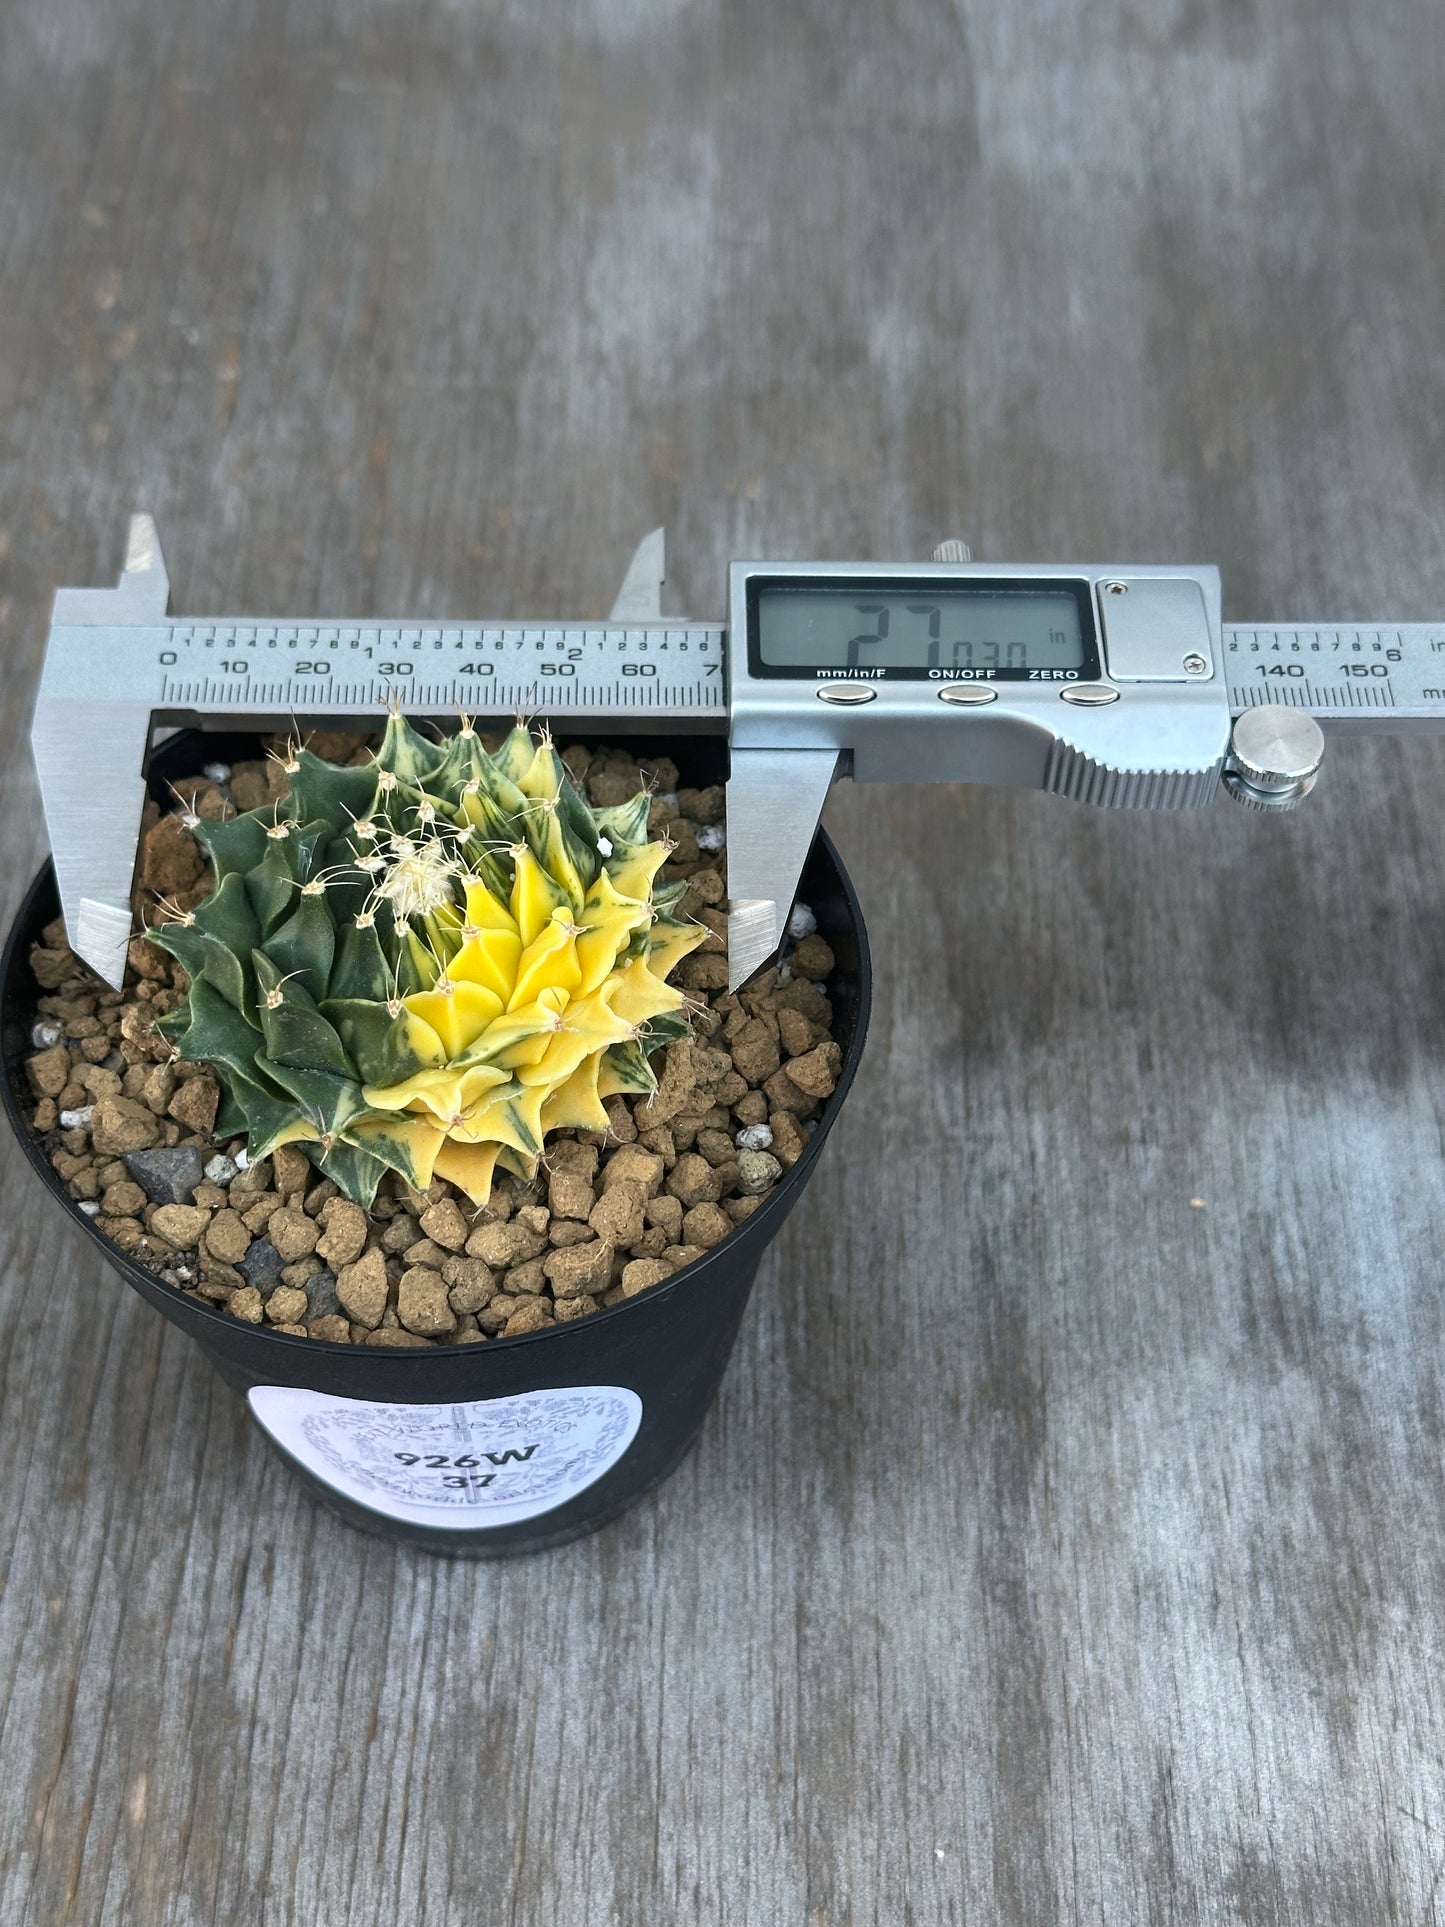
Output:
32,514,172,988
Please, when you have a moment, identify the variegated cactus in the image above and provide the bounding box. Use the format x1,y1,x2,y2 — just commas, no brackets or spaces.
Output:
147,717,705,1207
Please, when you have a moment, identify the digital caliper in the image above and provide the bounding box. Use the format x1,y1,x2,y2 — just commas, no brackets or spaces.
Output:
31,518,1445,992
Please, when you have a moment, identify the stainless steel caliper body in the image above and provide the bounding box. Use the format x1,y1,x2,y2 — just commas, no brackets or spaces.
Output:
30,520,1445,990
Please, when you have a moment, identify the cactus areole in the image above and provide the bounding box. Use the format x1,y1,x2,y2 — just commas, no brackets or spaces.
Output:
146,717,706,1210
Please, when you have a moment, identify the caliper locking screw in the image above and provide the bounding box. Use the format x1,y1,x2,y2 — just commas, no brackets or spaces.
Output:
1223,706,1325,811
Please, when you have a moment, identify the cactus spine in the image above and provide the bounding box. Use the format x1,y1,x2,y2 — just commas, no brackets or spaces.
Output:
147,718,705,1207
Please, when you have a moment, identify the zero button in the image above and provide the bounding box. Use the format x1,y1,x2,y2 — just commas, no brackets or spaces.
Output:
1059,684,1121,707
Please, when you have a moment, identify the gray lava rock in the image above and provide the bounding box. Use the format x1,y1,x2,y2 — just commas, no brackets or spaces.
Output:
304,1269,341,1320
239,1239,287,1297
123,1145,205,1206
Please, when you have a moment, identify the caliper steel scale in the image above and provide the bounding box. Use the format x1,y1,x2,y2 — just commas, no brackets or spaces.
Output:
31,517,1445,991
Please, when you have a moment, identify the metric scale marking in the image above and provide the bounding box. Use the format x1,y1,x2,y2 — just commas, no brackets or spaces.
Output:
153,621,727,720
30,516,1445,992
1225,625,1445,727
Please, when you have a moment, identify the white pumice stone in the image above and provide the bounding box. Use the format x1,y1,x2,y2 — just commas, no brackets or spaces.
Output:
59,1107,95,1131
696,823,726,852
787,902,817,939
735,1123,774,1152
204,1154,238,1185
31,1021,62,1049
78,1200,100,1217
736,1149,783,1195
203,761,233,783
233,1147,250,1171
596,835,613,857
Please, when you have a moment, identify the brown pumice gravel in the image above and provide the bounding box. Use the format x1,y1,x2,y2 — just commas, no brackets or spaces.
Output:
20,737,844,1345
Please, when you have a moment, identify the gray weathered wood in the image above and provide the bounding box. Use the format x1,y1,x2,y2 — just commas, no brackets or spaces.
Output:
2,0,1445,1919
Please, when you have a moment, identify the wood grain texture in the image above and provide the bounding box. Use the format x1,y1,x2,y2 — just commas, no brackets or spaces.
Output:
3,0,1445,1919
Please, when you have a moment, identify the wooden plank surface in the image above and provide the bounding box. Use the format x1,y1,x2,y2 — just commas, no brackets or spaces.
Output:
3,1,1445,1919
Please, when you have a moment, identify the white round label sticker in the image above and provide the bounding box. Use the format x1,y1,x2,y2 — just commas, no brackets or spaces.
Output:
247,1383,643,1530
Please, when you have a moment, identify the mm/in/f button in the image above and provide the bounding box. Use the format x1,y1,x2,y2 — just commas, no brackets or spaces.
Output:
814,683,878,705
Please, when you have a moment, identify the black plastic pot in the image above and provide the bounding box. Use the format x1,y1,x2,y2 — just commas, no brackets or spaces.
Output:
2,740,870,1556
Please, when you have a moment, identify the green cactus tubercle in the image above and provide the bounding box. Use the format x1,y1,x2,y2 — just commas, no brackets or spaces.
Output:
147,717,706,1208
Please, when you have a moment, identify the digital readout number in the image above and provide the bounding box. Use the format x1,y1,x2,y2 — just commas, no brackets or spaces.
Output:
846,602,1068,672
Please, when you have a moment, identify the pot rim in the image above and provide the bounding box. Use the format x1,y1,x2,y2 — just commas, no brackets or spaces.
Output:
2,830,871,1360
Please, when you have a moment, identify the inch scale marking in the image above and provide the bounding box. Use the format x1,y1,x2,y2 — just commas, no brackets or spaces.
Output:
160,676,724,712
31,517,1445,990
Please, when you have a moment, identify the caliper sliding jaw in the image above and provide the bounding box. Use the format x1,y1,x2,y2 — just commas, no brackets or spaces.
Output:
724,557,1238,986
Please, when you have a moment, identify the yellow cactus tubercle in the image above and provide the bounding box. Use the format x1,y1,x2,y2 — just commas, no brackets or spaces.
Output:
356,736,704,1206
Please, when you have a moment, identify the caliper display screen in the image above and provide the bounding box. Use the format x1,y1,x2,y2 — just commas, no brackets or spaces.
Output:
748,576,1099,680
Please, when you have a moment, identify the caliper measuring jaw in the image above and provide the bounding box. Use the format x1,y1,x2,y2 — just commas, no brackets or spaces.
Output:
31,515,174,988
